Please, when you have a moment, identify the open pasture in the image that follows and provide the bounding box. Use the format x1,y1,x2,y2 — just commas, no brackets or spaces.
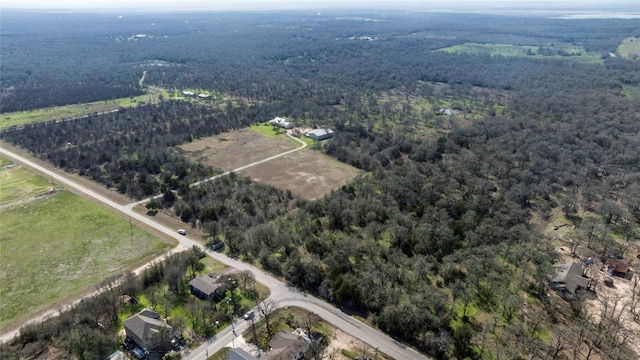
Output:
240,148,362,200
0,87,169,131
178,128,361,200
618,37,640,60
177,128,298,171
0,157,53,204
435,42,602,64
0,190,168,328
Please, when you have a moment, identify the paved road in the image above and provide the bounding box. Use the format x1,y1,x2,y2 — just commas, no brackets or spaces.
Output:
0,145,428,360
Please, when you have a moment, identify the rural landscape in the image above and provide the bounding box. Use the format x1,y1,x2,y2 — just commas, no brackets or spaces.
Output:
1,2,639,360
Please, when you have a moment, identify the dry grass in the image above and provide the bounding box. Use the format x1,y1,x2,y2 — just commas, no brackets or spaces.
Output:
178,129,361,200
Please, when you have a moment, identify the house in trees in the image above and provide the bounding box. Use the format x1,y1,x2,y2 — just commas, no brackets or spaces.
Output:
266,331,310,360
182,91,195,97
550,261,591,294
198,93,211,100
226,348,258,360
306,128,334,141
123,308,176,353
269,117,294,129
189,273,222,300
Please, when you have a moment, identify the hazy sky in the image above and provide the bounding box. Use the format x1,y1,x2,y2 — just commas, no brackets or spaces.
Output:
2,0,639,11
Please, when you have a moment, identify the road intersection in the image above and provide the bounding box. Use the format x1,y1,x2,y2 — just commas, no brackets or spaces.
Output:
0,142,428,360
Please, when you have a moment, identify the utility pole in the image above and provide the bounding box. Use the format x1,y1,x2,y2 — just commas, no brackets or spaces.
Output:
129,216,134,249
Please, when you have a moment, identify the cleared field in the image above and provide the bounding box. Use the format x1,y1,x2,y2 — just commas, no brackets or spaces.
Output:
435,42,603,64
178,128,361,200
177,128,298,170
0,158,53,204
617,37,640,60
241,149,361,200
0,190,169,328
0,87,169,131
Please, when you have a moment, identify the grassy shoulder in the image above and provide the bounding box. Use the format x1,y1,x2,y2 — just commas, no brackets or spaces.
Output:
0,190,169,328
0,88,169,131
0,158,54,204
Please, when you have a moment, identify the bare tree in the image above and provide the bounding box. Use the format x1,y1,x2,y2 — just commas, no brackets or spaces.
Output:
239,270,255,291
256,298,278,338
631,274,640,318
546,327,570,360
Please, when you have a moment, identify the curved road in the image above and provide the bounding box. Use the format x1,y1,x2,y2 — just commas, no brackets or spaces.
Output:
0,143,428,360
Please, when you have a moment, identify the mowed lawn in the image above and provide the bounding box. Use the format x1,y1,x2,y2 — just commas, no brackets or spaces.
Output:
0,190,169,328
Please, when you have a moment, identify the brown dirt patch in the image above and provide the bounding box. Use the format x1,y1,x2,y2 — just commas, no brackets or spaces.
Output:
583,267,640,358
178,129,297,171
240,149,361,200
179,129,362,201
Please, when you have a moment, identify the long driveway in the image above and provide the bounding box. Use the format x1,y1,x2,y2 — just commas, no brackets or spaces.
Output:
0,143,429,360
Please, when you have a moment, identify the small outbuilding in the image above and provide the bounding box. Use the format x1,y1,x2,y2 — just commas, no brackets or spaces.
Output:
605,258,630,278
306,129,334,141
198,93,211,100
550,261,591,294
189,274,222,300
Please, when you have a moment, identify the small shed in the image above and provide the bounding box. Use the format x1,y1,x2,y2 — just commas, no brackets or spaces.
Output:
306,129,334,141
605,258,630,278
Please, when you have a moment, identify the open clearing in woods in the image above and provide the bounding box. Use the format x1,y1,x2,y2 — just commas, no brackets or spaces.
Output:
178,128,361,200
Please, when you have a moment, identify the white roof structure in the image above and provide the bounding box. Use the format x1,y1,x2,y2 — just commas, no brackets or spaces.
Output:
269,117,293,129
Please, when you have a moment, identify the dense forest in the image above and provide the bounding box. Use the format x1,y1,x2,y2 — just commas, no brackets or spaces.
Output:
2,8,640,360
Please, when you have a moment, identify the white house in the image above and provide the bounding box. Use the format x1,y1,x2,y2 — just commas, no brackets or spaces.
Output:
269,117,294,129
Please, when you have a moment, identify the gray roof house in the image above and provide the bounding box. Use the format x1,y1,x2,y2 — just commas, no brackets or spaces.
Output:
189,274,222,300
123,308,175,353
306,129,334,141
551,261,591,294
226,348,258,360
266,331,310,360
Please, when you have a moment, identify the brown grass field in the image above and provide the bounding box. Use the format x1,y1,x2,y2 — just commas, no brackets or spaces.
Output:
178,129,361,200
178,129,297,170
241,149,361,200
